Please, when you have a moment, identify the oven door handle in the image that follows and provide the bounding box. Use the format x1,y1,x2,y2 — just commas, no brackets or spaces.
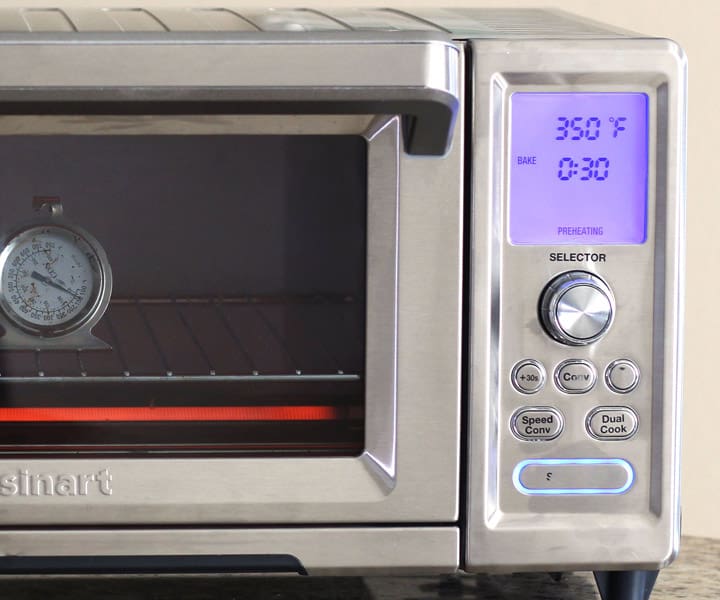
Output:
0,35,461,155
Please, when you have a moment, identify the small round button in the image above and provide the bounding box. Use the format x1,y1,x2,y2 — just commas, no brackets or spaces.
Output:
554,359,597,394
586,406,639,440
511,360,546,394
511,407,564,441
605,359,640,393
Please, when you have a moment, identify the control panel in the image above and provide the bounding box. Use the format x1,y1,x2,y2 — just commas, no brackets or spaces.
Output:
466,37,684,572
500,91,652,503
507,264,645,498
477,221,662,535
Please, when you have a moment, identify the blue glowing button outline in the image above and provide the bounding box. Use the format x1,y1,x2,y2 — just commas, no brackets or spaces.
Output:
512,458,635,496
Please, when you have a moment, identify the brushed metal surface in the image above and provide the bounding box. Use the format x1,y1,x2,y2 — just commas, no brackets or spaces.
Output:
0,36,459,155
0,38,456,90
0,7,630,36
0,527,460,575
467,38,685,571
0,114,377,136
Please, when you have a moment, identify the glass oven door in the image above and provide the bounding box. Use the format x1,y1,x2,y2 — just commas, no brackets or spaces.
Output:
0,117,372,458
0,36,463,526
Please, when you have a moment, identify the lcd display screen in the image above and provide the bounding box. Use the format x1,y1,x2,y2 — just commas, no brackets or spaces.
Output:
509,92,649,245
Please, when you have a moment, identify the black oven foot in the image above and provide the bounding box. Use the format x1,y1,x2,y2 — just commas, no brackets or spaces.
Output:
594,570,659,600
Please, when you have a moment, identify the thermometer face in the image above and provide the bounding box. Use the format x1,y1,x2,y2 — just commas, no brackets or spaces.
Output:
0,225,104,335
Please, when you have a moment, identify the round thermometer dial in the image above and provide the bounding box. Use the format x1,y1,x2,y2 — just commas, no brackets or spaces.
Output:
0,225,107,336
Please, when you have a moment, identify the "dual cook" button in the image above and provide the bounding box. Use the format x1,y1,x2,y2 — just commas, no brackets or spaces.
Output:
587,407,639,440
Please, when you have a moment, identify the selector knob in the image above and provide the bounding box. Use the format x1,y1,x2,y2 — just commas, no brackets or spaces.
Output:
539,271,615,346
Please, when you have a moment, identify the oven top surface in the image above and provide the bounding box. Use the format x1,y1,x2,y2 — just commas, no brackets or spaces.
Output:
0,6,630,38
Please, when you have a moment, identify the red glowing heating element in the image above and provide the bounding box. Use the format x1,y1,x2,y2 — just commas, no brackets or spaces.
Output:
0,406,341,422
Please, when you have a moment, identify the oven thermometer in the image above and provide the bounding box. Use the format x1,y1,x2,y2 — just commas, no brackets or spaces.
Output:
0,199,112,346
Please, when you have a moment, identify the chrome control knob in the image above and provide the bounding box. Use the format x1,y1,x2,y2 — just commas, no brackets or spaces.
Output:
539,271,614,346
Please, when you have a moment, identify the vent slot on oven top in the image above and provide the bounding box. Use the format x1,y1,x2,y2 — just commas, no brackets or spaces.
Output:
0,129,368,458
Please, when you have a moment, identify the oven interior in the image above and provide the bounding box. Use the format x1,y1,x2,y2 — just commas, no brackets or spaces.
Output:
0,132,368,456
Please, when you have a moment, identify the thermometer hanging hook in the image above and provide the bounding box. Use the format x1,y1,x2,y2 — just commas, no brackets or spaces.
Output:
32,195,63,219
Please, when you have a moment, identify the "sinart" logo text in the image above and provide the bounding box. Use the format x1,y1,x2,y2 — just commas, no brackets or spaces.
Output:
0,469,112,497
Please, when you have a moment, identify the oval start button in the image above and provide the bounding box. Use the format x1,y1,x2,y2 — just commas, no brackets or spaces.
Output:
513,458,635,495
511,407,564,441
587,407,638,440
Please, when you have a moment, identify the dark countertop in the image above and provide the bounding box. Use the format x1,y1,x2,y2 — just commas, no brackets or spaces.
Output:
0,536,716,599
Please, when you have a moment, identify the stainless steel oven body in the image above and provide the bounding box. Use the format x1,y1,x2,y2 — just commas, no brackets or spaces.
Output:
0,7,685,582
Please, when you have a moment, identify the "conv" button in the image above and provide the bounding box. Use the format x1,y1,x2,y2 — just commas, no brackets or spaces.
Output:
554,359,597,394
512,458,634,495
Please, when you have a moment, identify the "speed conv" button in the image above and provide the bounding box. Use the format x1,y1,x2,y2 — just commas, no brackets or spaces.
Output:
511,407,564,441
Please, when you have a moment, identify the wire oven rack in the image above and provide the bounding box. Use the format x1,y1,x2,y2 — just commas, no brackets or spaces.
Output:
0,296,364,383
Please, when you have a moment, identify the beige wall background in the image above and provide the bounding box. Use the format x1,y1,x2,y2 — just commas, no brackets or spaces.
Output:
7,0,718,537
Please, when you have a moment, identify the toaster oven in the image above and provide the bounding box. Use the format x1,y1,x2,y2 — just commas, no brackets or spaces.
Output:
0,6,685,600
